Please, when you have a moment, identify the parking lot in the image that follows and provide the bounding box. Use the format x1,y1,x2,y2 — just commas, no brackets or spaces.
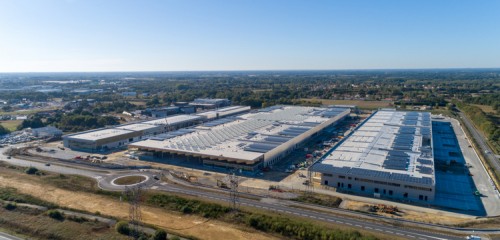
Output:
432,119,500,216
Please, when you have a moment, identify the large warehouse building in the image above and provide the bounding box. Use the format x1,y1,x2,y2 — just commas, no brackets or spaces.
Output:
62,106,250,152
312,109,435,202
129,106,350,171
63,114,202,152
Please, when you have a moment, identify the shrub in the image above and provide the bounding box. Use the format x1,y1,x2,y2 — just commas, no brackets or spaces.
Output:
4,202,16,210
115,221,130,235
47,210,64,221
151,229,167,240
25,167,39,175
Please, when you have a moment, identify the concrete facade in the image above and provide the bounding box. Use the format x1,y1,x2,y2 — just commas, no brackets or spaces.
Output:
63,114,202,152
313,109,435,203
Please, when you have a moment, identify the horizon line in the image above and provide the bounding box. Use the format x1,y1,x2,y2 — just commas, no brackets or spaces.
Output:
1,67,500,74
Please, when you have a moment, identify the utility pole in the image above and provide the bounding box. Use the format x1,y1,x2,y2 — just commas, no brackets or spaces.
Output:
125,184,142,239
228,171,240,211
306,167,314,194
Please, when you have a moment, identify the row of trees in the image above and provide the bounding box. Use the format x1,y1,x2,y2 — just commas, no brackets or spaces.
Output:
457,103,500,149
17,113,119,132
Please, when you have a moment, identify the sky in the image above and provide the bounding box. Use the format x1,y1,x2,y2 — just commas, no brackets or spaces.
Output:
1,0,499,72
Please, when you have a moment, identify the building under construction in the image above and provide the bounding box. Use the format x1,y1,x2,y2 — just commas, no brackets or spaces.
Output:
129,106,350,171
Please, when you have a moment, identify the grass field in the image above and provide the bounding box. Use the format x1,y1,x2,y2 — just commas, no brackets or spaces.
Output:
129,101,147,106
113,175,146,185
0,120,22,132
0,108,56,116
471,104,498,115
300,98,393,109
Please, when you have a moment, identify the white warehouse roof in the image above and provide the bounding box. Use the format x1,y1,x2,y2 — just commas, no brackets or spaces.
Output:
313,109,434,185
130,106,350,163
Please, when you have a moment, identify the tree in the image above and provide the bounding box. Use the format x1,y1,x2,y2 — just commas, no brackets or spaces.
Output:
1,105,12,112
25,167,39,175
115,221,130,235
0,124,9,135
47,210,64,221
151,229,167,240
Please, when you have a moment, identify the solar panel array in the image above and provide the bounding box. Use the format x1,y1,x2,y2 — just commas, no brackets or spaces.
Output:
314,110,435,185
202,118,236,127
163,119,270,152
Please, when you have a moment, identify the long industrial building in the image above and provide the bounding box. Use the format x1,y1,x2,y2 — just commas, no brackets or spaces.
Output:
312,109,435,202
129,106,350,171
62,106,251,152
63,115,202,152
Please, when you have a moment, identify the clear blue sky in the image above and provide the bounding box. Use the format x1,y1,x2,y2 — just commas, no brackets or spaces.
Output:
1,0,499,72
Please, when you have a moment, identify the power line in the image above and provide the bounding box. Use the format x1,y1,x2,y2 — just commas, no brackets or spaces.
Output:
228,170,240,211
125,184,143,239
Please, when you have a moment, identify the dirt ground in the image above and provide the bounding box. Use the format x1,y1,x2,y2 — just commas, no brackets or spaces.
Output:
0,168,280,240
340,200,474,225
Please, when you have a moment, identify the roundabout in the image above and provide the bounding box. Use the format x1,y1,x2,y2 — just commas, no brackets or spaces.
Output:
111,175,148,186
98,171,160,191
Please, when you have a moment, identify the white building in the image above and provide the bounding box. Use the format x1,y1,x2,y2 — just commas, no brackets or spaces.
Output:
63,114,202,152
312,110,435,202
129,106,350,171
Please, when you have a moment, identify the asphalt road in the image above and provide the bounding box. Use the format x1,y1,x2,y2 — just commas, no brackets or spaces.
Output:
0,232,23,240
0,145,491,240
458,111,500,174
156,182,461,240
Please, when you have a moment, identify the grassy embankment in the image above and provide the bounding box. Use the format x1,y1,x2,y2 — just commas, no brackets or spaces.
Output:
0,162,381,240
0,188,129,240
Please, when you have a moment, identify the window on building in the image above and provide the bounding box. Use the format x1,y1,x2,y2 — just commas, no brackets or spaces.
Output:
361,186,365,191
337,182,341,188
374,188,379,193
404,193,408,198
389,190,393,195
348,184,352,189
324,180,329,185
129,138,133,142
424,196,428,201
383,189,386,194
419,195,423,200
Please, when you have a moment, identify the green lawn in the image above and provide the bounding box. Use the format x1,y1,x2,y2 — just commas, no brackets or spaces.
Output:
0,120,22,132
